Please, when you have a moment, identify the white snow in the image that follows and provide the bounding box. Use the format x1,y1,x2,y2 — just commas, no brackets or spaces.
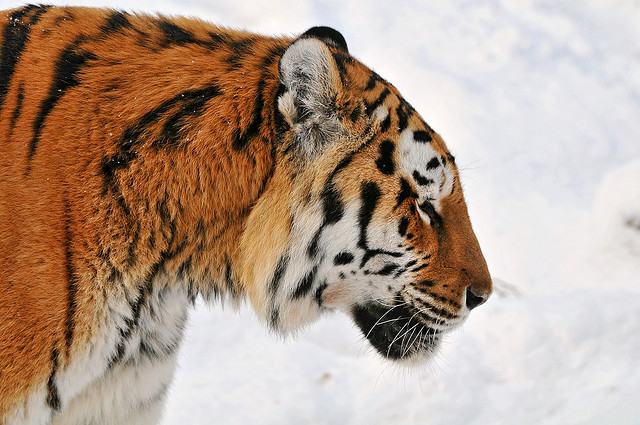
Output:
3,0,639,423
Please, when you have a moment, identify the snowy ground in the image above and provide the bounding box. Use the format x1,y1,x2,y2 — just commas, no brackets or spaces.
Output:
3,0,639,423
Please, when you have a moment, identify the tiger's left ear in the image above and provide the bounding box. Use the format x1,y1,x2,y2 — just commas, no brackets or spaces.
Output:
278,31,346,157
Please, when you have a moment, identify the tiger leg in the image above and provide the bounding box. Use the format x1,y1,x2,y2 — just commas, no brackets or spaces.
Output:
50,354,177,425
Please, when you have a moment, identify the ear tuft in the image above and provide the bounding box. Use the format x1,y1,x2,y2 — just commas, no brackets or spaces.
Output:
301,26,349,53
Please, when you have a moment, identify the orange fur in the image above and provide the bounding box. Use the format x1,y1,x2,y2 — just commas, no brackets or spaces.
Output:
0,5,491,421
0,5,291,416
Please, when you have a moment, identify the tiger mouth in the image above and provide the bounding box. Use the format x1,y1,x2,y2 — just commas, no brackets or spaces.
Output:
351,300,441,361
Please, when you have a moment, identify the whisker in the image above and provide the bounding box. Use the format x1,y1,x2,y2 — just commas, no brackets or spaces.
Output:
362,297,411,340
400,322,421,357
363,303,404,340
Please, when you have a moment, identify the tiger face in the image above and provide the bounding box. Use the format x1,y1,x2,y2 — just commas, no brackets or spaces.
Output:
240,28,492,363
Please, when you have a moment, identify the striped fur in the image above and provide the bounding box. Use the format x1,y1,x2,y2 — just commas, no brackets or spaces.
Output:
0,6,491,424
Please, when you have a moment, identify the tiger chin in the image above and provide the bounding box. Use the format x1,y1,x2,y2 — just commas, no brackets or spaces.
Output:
0,5,492,425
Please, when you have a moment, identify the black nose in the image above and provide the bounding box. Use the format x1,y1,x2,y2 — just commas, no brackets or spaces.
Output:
465,286,488,310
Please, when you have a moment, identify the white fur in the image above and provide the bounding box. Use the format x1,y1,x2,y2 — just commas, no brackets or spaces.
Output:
6,281,190,425
398,128,455,211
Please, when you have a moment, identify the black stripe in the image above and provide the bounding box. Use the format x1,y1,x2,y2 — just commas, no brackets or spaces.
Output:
373,263,400,276
161,94,213,148
395,177,417,209
46,346,61,411
242,46,286,197
331,50,353,81
413,170,433,186
270,307,280,327
357,182,408,268
159,198,177,249
225,260,237,297
405,259,418,268
269,255,289,294
413,297,457,320
168,233,188,259
366,87,390,112
446,152,456,164
411,263,428,273
0,5,49,110
226,37,255,70
379,113,391,133
328,154,353,181
101,11,131,34
375,140,395,175
28,38,96,170
413,130,432,143
136,84,222,150
430,293,461,309
349,104,362,122
101,84,222,194
361,249,403,269
396,104,408,132
231,83,262,150
159,20,197,46
306,134,377,262
307,228,321,260
307,172,346,260
291,265,318,299
393,268,407,278
8,82,24,133
358,181,380,249
62,198,78,358
322,123,380,187
187,279,198,305
232,45,284,150
418,200,443,227
364,74,378,91
314,280,328,307
333,251,354,265
177,255,192,278
208,31,232,47
194,218,206,252
398,216,409,237
426,157,440,170
139,337,181,361
108,259,163,369
321,183,344,225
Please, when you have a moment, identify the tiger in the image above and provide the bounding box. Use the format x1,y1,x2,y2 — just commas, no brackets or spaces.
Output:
0,4,492,424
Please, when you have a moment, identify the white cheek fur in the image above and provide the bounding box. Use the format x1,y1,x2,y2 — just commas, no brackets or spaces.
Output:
398,128,455,211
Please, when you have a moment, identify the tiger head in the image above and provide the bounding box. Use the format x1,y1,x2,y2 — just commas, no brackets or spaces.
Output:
239,27,491,363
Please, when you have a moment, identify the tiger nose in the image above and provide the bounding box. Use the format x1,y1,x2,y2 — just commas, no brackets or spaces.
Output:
465,285,490,310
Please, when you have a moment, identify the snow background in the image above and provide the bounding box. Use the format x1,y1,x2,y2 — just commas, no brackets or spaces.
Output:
3,0,639,423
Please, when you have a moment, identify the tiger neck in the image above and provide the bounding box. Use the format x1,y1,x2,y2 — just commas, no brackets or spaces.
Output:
97,47,287,300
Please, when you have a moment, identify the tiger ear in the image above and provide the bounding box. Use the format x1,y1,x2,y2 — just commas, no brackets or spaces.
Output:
278,36,344,157
300,26,349,53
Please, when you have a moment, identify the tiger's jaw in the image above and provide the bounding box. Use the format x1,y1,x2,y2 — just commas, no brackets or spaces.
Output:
351,301,442,362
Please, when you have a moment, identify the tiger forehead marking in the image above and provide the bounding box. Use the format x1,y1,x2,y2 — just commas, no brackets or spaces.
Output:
0,6,491,423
